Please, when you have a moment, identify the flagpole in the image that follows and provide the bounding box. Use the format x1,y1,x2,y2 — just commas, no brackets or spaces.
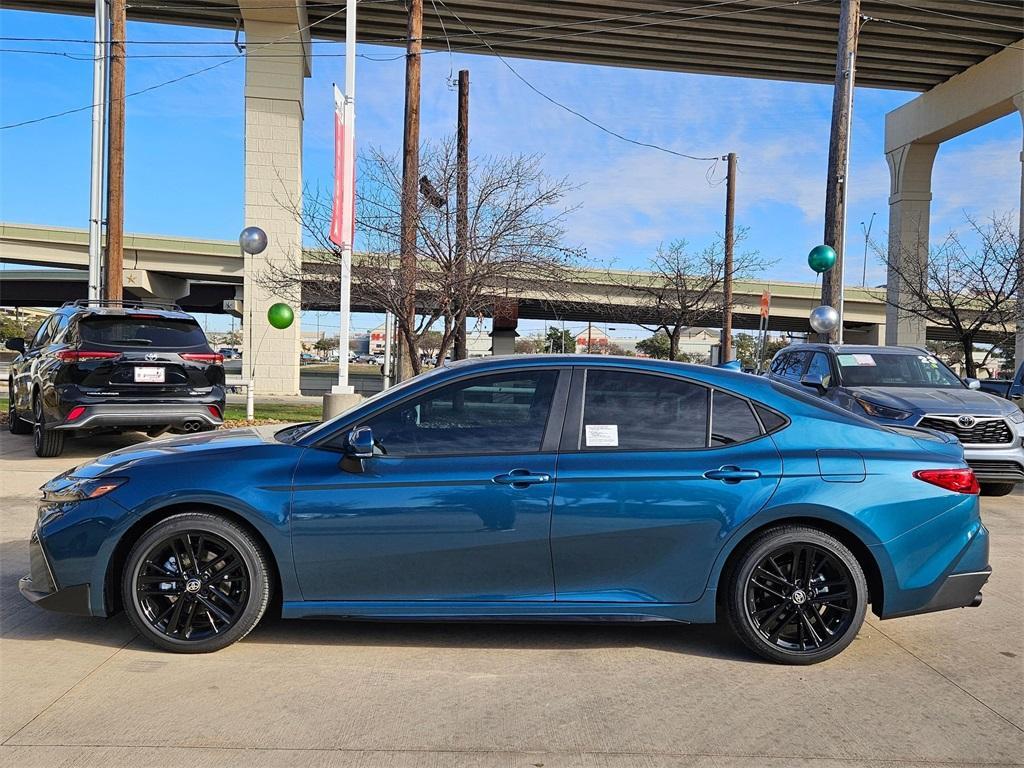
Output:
332,0,357,396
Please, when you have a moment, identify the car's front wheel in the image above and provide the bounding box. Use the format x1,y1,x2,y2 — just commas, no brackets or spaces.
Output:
8,382,31,435
980,482,1015,497
121,512,271,653
725,525,868,665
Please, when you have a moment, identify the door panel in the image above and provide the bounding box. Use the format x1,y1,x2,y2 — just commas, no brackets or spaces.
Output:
290,451,557,600
550,368,783,604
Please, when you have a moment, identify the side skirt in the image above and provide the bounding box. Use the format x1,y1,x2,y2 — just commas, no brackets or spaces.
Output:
281,594,719,624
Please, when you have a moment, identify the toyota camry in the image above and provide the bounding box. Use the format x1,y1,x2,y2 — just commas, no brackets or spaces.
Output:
20,356,991,664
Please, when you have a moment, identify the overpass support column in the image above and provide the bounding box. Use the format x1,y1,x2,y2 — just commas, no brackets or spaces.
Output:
241,5,310,396
884,141,937,348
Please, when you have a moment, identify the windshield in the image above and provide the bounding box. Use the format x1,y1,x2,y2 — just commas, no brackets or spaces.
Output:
835,352,963,389
79,316,209,349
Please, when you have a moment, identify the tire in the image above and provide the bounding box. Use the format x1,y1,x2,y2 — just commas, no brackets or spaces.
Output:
32,394,64,457
121,512,271,653
980,482,1015,497
725,525,868,665
7,382,31,434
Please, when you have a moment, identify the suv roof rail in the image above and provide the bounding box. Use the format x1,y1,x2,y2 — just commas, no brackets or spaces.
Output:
61,298,184,312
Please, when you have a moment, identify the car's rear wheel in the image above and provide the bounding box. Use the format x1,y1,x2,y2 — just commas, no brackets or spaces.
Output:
980,482,1015,497
32,394,64,457
8,382,31,434
726,525,867,665
121,513,270,653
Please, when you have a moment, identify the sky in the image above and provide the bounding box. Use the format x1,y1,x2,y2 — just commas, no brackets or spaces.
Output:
0,8,1020,337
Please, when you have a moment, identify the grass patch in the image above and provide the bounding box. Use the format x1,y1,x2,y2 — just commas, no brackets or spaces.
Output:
302,363,380,376
223,402,323,423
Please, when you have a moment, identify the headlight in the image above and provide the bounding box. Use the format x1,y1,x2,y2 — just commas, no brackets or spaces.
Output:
1007,408,1024,424
41,477,128,504
854,397,912,421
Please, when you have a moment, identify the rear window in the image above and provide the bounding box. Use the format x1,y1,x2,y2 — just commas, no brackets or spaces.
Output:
78,316,209,348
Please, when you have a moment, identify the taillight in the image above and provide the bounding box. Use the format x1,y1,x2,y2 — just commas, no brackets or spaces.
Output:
913,468,980,495
55,350,121,362
66,406,86,421
181,353,224,364
207,405,221,419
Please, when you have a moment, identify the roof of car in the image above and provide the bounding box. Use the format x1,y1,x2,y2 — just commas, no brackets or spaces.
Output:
58,301,195,320
772,343,929,356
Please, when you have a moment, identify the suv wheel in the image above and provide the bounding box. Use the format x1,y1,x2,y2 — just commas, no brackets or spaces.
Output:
7,382,31,435
32,394,65,457
121,512,271,653
980,482,1015,497
725,525,868,665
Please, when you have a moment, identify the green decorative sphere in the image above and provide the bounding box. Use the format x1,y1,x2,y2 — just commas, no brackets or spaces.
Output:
267,302,294,330
807,244,837,274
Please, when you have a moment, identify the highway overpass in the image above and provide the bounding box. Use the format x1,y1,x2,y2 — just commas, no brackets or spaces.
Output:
1,223,1012,344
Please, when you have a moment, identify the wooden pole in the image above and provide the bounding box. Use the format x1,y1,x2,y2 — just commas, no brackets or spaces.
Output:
820,0,861,340
104,0,126,302
396,0,423,381
721,151,737,361
454,69,470,360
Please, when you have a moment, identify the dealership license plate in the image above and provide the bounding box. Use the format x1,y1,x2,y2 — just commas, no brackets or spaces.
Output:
134,366,165,384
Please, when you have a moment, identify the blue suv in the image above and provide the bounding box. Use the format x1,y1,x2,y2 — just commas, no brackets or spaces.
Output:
767,344,1024,496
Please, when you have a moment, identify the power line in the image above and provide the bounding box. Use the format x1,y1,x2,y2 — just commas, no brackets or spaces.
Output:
863,13,1024,50
1,5,347,130
875,0,1024,34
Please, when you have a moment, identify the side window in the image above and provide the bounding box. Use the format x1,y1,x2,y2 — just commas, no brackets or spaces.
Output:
806,352,832,384
580,369,707,451
363,370,558,456
780,351,810,380
754,404,788,434
50,315,70,344
711,390,762,446
30,316,56,350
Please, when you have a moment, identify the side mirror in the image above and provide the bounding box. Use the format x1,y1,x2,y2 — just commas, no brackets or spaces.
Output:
800,373,829,394
346,426,374,458
964,378,981,390
5,337,25,353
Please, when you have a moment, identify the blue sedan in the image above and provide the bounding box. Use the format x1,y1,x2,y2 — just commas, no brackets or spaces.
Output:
20,356,991,664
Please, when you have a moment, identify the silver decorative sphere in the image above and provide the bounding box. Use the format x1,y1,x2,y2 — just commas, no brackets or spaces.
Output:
809,304,840,334
239,226,268,256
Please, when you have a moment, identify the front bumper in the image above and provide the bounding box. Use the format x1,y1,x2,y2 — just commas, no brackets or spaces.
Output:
19,527,93,616
53,402,223,430
962,446,1024,483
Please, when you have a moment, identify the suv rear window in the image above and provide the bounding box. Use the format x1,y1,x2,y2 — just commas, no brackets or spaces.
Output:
79,316,209,349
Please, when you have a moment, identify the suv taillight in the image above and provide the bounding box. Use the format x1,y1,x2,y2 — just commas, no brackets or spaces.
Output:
180,353,224,364
56,350,121,362
913,468,980,494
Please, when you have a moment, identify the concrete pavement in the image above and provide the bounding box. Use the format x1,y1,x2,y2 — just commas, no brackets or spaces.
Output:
1,430,1022,768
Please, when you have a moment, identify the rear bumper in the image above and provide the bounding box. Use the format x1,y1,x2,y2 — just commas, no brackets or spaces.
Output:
885,568,991,619
53,402,223,430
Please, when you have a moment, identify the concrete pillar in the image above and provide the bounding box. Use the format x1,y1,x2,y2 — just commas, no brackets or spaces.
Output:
1015,94,1024,368
241,7,310,395
884,141,938,348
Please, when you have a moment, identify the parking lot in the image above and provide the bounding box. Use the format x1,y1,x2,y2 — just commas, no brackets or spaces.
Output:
1,430,1022,768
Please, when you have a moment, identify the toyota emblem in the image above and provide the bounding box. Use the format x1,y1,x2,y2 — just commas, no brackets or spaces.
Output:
145,353,159,361
957,415,976,428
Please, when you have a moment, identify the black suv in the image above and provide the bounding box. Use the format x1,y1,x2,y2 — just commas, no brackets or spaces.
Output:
6,300,226,457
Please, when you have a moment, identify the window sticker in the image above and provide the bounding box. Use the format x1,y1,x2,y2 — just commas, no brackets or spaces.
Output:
837,354,876,367
585,424,619,447
918,355,939,367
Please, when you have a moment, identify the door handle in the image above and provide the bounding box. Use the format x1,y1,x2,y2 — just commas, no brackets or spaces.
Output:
703,466,762,483
492,469,551,488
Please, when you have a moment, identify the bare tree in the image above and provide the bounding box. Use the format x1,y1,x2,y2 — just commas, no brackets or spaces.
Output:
880,214,1022,378
260,140,582,376
620,230,769,361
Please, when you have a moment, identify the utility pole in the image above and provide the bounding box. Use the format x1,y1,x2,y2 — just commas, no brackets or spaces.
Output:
820,0,861,341
396,0,423,381
721,152,737,361
87,0,108,302
454,69,470,360
104,0,126,302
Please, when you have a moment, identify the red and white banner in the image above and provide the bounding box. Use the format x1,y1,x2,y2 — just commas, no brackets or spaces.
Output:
330,84,356,248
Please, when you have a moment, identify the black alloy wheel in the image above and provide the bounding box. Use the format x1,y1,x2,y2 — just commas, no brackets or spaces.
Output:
8,382,31,434
122,513,270,653
32,394,64,457
727,526,867,664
